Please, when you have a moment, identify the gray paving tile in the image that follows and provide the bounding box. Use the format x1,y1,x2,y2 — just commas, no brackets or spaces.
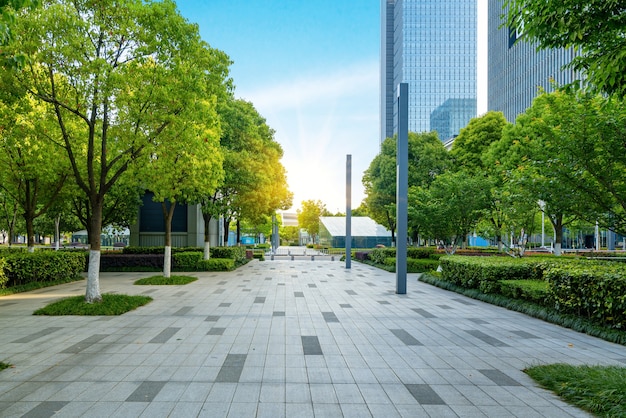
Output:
126,381,166,402
148,327,181,343
173,306,193,316
301,336,323,355
215,354,247,383
404,384,446,405
321,312,339,323
412,308,437,318
479,369,523,386
390,329,423,346
465,329,510,347
12,327,63,344
20,401,69,418
60,334,109,354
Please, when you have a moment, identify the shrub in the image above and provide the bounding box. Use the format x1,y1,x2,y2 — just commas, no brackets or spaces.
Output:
407,247,435,259
100,254,163,271
198,258,235,271
369,248,396,264
0,257,7,288
355,251,371,261
439,256,544,292
210,246,246,263
2,252,85,287
546,262,626,330
172,252,202,270
407,258,440,273
499,279,549,306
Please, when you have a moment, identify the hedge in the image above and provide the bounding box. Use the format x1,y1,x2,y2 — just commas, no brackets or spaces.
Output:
499,280,549,306
439,256,544,293
1,251,85,287
546,263,626,330
0,257,6,288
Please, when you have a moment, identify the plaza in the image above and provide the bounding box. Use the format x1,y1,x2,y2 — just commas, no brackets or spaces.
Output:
0,259,623,417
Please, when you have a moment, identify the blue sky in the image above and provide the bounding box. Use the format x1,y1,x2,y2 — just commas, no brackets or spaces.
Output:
176,1,381,213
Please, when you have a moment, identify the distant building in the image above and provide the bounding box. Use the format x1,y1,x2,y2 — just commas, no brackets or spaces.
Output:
129,191,217,247
380,0,477,142
318,217,392,248
430,98,476,142
488,0,579,122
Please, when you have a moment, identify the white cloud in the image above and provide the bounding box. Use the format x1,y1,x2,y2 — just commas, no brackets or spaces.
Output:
235,60,380,213
242,61,379,111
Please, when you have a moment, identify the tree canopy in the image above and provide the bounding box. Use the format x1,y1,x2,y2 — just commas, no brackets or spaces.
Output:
3,0,232,301
504,0,626,98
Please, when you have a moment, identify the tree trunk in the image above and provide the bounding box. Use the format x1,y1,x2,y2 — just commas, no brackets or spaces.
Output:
162,201,176,278
496,235,503,251
55,215,60,250
236,219,241,245
85,198,103,303
25,214,35,252
224,218,230,245
202,212,212,260
552,214,564,256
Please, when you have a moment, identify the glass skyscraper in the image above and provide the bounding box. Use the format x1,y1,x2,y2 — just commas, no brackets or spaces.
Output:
488,0,579,122
380,0,477,143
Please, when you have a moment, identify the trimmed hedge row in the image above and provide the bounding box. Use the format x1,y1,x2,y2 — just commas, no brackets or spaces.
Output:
439,256,545,293
381,257,440,273
546,263,626,330
101,247,245,272
440,256,626,331
1,251,85,287
369,247,436,264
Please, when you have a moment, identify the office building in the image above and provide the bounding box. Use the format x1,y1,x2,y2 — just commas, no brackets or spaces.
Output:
488,0,579,122
380,0,477,143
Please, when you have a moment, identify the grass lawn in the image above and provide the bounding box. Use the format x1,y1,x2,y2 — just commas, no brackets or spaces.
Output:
0,277,84,297
134,275,197,285
525,364,626,417
33,294,152,316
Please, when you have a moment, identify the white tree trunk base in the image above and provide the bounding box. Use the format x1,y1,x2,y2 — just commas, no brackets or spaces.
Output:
164,246,172,278
86,250,102,303
554,243,562,256
203,241,210,260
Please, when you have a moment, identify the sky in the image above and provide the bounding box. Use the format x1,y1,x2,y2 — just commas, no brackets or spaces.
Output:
175,1,487,215
176,0,381,214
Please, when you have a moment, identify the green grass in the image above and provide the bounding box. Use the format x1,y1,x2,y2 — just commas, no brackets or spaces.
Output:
0,277,84,297
134,275,197,285
33,294,152,316
0,362,10,371
525,364,626,417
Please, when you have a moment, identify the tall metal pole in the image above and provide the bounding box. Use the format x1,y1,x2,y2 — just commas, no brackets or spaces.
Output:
346,155,352,269
396,83,408,294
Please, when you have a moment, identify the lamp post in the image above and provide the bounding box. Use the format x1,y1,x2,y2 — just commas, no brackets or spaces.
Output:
538,200,545,248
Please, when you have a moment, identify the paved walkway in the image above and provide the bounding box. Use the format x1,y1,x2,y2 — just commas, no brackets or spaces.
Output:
0,259,624,417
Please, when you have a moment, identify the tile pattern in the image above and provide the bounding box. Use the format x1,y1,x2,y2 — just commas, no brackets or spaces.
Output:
0,259,622,417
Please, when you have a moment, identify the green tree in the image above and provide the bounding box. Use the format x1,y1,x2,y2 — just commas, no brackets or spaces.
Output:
451,111,512,250
410,171,490,254
0,190,19,245
5,0,231,302
200,98,291,256
364,132,449,244
504,0,626,98
279,225,299,245
140,116,223,278
496,90,594,255
297,200,330,244
0,96,68,252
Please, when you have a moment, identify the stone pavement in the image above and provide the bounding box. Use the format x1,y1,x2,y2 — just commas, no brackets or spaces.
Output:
0,259,624,417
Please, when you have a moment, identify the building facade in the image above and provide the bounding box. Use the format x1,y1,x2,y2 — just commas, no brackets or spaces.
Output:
487,0,579,122
380,0,477,143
